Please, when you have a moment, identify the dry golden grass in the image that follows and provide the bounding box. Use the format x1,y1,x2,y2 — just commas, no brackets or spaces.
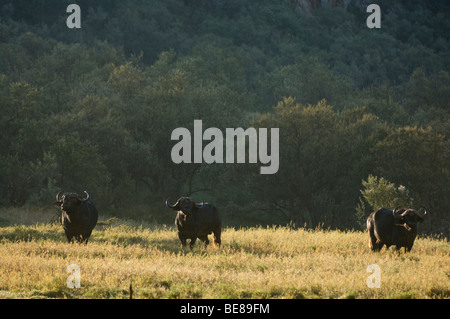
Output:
0,211,448,299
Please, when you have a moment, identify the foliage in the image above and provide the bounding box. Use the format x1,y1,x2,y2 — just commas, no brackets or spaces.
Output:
360,175,414,211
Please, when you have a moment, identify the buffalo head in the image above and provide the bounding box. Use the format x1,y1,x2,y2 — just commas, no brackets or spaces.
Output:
392,206,428,231
54,191,90,213
165,197,204,216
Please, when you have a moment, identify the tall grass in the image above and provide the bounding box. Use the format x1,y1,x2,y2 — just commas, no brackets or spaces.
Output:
0,217,448,299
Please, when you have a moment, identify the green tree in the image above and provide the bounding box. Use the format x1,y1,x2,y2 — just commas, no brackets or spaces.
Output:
243,98,385,229
406,68,450,112
257,57,352,110
49,134,111,206
370,126,450,234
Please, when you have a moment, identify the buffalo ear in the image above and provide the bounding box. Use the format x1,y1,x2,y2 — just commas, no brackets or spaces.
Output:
52,201,62,207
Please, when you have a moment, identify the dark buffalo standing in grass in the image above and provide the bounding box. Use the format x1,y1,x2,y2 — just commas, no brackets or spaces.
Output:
367,207,428,252
166,197,221,249
54,191,98,244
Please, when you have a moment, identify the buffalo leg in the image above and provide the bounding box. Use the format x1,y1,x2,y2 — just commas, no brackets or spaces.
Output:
213,228,221,247
368,229,381,251
65,232,74,243
76,235,84,243
198,235,209,248
178,233,187,247
189,237,197,249
370,242,382,252
405,245,413,253
82,230,92,245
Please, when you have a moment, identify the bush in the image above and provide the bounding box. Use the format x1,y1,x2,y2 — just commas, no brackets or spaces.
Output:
355,175,413,229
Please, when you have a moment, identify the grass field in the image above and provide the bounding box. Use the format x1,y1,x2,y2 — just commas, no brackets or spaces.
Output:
0,208,448,299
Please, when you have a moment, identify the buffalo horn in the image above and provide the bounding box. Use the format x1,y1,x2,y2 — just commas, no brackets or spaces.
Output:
392,207,400,219
415,206,429,220
165,198,176,209
79,191,90,202
393,207,410,219
56,191,63,202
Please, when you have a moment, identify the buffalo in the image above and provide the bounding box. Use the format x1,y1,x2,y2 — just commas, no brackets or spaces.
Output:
165,197,221,249
54,191,98,244
367,207,428,252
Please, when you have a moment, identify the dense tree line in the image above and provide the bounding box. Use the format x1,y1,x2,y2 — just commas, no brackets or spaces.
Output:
0,0,449,235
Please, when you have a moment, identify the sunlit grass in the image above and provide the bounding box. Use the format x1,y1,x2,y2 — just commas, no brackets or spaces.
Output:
0,218,448,299
0,209,448,299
